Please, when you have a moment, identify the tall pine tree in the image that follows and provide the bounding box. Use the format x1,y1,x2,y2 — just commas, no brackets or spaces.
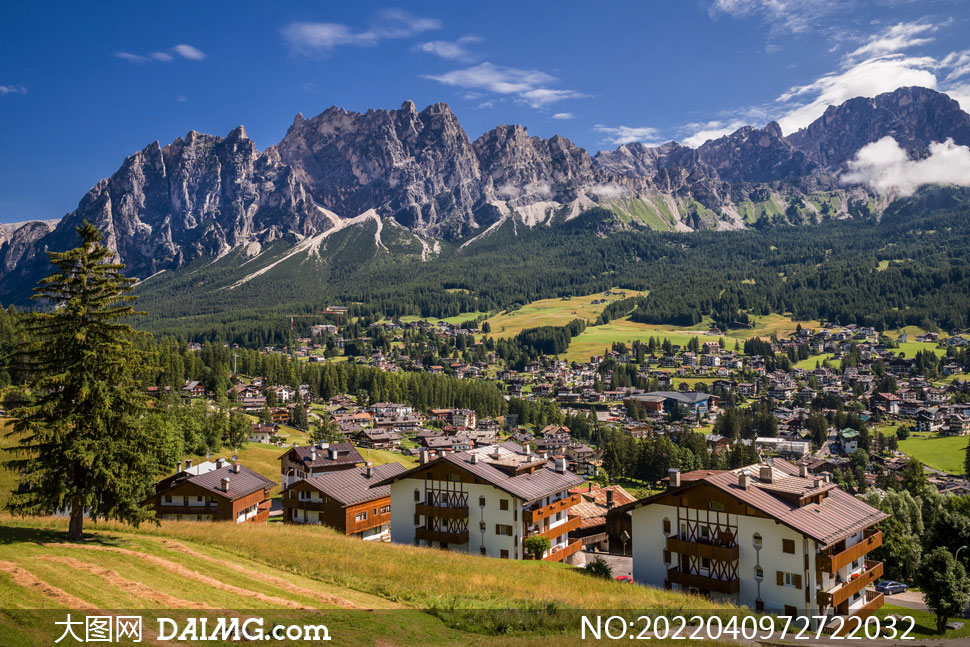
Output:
4,222,167,540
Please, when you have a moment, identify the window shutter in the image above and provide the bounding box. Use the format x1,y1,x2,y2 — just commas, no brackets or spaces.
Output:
794,574,802,589
663,519,671,533
776,571,784,586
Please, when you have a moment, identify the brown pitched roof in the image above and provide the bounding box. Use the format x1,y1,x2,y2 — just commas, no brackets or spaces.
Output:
620,458,888,549
158,464,275,501
375,442,585,504
301,463,408,506
279,442,363,469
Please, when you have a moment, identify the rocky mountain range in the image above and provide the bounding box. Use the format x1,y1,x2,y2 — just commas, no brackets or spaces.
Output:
1,85,969,300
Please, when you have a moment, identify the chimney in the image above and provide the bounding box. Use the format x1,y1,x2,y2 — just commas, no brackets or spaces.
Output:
759,465,773,483
220,477,230,492
185,459,193,469
215,458,225,469
588,482,593,492
668,468,681,488
738,470,749,490
309,449,317,462
554,457,567,473
524,445,532,455
420,450,430,465
365,461,374,478
799,464,808,478
329,447,337,460
813,477,824,488
470,453,479,464
232,462,241,474
606,488,615,508
176,461,183,473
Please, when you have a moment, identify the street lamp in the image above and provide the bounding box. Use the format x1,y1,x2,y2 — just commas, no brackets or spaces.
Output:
957,545,968,561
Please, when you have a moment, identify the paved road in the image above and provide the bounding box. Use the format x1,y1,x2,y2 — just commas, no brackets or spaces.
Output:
882,589,928,611
582,551,631,577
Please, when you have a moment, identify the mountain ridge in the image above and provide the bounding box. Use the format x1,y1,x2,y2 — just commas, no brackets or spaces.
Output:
1,86,968,302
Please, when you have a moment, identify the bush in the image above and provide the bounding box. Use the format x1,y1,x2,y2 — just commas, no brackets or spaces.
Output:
585,557,613,579
524,535,550,559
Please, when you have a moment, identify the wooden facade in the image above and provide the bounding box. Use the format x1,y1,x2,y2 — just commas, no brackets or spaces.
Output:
148,481,270,523
282,479,392,537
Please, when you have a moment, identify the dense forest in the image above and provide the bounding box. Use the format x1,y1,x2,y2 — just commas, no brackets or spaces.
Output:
114,187,970,345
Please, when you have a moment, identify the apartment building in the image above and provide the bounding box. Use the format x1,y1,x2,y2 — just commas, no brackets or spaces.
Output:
620,459,888,626
147,458,275,523
279,442,364,489
282,461,406,539
379,442,585,562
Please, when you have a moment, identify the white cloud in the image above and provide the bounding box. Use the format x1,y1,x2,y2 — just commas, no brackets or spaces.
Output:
115,44,206,64
172,44,206,60
495,181,552,199
590,184,629,199
592,124,662,146
282,10,441,55
945,81,970,112
414,36,481,62
709,0,844,36
424,62,587,109
845,21,937,61
841,136,970,196
552,112,575,120
775,54,939,133
680,119,749,147
0,84,27,96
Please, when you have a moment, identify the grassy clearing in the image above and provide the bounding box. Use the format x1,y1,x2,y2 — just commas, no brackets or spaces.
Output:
0,517,727,646
398,311,489,325
795,353,833,370
898,432,968,476
486,290,645,339
890,341,947,358
357,447,417,468
184,442,286,493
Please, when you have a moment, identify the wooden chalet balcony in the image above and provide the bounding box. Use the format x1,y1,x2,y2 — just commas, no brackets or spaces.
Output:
818,560,883,608
667,567,740,595
666,536,739,562
817,528,882,574
531,515,581,542
856,589,884,617
288,500,327,511
415,503,469,520
524,493,581,524
543,538,582,563
415,526,469,545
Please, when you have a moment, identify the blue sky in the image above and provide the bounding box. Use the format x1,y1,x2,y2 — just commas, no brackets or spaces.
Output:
1,0,969,222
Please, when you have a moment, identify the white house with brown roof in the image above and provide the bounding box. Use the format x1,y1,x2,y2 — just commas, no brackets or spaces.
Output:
621,459,888,628
379,443,585,562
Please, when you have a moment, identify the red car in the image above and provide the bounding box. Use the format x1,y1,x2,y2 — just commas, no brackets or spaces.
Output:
615,575,633,583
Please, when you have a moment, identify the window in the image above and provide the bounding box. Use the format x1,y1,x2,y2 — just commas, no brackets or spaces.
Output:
663,518,671,534
701,557,711,570
784,605,797,616
381,506,390,514
755,567,764,579
164,495,172,503
414,489,421,502
782,539,795,554
777,572,801,588
479,496,486,507
355,512,367,522
374,508,378,515
753,533,762,547
495,524,513,536
479,521,486,531
700,526,710,539
663,549,671,564
708,501,725,512
500,499,509,510
480,546,486,555
500,549,509,559
448,474,459,482
413,514,420,526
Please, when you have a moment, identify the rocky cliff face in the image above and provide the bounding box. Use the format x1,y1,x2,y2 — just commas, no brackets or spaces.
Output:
786,86,970,169
272,101,486,238
3,86,969,299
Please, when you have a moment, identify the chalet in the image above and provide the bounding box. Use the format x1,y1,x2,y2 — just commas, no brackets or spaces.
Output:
838,429,860,454
147,458,274,523
249,422,278,444
182,380,206,398
354,428,402,449
279,442,364,489
567,482,637,551
283,462,407,539
914,408,944,433
380,443,585,562
621,460,887,626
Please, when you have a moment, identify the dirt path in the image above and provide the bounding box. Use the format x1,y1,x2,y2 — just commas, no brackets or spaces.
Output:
47,543,311,610
156,538,366,609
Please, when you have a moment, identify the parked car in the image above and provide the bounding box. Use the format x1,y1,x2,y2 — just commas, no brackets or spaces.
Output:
875,580,908,595
615,575,632,583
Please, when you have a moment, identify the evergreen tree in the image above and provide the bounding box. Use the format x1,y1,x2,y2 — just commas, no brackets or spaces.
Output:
4,222,168,541
918,547,970,633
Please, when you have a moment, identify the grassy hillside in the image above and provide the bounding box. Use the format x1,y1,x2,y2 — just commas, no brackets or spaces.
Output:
0,517,726,646
898,432,969,476
485,290,646,338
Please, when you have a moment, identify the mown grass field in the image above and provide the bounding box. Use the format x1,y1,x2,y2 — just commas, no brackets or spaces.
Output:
0,517,728,647
485,290,646,338
357,447,418,468
897,432,968,476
